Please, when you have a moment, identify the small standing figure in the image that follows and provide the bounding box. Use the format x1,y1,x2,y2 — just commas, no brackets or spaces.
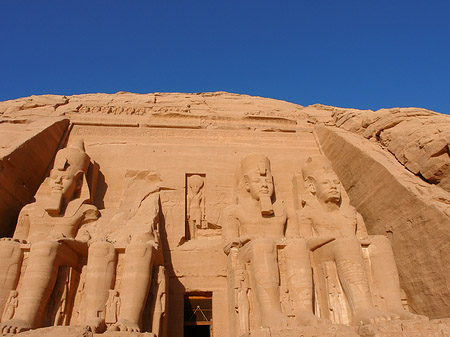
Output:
150,266,167,337
235,268,250,336
105,290,120,327
187,175,206,239
2,290,18,321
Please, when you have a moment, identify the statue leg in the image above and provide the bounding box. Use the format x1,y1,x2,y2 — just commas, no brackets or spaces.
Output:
0,241,78,334
246,239,289,329
328,237,399,325
369,235,427,320
109,242,155,332
0,241,23,322
84,241,116,332
284,239,329,326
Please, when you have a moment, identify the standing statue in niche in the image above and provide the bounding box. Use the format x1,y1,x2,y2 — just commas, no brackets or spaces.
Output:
222,154,328,330
0,139,98,334
298,156,428,324
83,170,164,334
187,175,206,239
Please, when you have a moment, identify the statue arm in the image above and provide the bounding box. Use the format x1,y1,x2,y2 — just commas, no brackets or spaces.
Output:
221,206,240,255
356,212,371,244
297,209,335,250
12,208,30,242
285,206,298,238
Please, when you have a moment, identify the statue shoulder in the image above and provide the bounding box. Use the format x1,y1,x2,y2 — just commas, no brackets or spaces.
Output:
78,203,99,223
222,204,240,217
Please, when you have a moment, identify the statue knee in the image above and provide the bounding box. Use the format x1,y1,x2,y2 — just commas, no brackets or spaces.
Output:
30,241,59,259
0,240,21,259
284,238,309,258
250,239,276,255
125,241,153,258
368,235,394,255
89,241,115,258
333,237,363,258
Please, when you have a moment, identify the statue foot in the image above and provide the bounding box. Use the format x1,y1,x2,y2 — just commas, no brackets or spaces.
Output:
0,319,33,334
389,308,429,321
295,310,330,326
352,307,400,325
84,317,106,333
260,311,289,329
108,319,141,332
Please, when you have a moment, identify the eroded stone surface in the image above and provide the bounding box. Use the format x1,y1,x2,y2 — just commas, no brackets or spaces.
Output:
0,92,449,337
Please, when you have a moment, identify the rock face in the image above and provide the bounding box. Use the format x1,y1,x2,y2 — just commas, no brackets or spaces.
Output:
0,92,449,337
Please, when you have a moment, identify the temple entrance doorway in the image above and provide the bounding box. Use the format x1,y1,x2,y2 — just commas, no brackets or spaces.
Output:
184,292,212,337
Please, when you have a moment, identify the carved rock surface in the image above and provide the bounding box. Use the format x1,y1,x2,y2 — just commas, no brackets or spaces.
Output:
332,106,450,193
1,93,450,337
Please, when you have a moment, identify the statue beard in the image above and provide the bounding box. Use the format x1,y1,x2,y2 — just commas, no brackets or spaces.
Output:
259,194,273,216
46,190,63,215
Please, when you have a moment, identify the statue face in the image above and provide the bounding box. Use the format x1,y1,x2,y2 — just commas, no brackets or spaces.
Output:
48,168,80,201
244,171,274,201
311,170,341,204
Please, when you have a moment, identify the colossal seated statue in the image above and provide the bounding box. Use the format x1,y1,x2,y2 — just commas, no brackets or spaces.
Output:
82,170,166,334
0,139,98,334
297,156,427,325
222,154,327,334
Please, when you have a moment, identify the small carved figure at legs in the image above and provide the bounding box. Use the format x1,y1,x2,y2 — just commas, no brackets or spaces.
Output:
150,266,167,337
0,240,22,322
105,290,120,327
2,291,18,322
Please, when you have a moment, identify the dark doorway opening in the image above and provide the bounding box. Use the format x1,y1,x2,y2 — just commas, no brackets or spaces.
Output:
184,324,211,337
184,292,212,337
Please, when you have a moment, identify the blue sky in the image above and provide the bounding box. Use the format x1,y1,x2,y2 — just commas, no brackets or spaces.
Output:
1,1,449,113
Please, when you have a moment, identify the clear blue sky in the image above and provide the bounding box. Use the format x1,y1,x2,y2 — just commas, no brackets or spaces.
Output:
1,1,449,113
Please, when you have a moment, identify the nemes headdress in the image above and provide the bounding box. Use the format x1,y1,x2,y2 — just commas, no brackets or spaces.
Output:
301,156,333,180
239,154,271,177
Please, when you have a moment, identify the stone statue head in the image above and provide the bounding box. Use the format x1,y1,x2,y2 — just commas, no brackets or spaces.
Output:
188,175,204,195
46,138,90,215
302,156,342,205
237,154,274,215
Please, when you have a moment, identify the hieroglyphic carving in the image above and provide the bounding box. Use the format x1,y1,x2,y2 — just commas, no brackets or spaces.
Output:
222,154,327,334
0,138,98,334
186,174,206,239
298,156,428,325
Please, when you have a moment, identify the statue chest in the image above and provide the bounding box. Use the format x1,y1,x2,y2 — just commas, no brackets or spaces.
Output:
237,207,286,238
311,211,357,237
26,209,84,242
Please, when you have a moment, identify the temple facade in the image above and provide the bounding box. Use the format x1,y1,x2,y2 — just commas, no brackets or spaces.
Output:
0,92,449,336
